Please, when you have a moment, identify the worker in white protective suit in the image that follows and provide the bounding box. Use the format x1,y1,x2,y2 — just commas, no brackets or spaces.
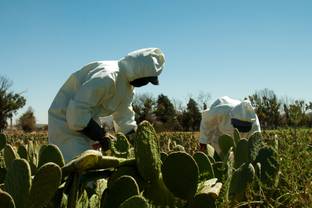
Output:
199,96,261,157
48,48,165,162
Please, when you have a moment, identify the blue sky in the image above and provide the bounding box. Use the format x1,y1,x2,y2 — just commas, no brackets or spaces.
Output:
1,0,312,124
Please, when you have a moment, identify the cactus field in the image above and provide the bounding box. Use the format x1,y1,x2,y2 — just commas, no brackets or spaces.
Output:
0,123,311,208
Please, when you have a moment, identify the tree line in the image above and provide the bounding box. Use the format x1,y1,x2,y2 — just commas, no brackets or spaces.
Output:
1,75,312,132
133,88,312,131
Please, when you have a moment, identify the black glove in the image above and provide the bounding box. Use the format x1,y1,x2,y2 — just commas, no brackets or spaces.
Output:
79,119,110,151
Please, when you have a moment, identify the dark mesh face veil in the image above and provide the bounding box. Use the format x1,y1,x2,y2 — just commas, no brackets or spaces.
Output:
231,118,252,133
129,76,159,87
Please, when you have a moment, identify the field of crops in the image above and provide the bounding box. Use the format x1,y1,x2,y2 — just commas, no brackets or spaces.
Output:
0,124,311,208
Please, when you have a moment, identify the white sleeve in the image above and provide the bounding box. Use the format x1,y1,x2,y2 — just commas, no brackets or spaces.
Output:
66,77,114,131
250,114,261,135
112,93,137,134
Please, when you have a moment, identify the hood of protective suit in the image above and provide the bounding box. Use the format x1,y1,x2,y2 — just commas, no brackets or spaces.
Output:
230,99,256,122
118,48,165,82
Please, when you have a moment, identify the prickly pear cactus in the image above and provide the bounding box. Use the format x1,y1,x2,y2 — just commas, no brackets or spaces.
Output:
62,150,128,176
190,178,222,208
108,165,144,191
119,195,149,208
0,133,7,151
234,138,250,168
160,151,168,163
254,146,279,184
248,132,263,161
0,189,15,208
193,151,214,181
89,194,100,208
4,159,32,208
134,121,162,182
218,134,235,158
229,162,255,201
38,144,65,168
233,128,240,146
28,162,62,208
101,175,139,208
4,144,19,168
17,145,28,161
110,132,131,158
171,144,185,152
162,151,199,200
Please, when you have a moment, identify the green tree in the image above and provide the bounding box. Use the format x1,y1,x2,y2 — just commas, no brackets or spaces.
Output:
132,93,156,124
155,94,180,131
249,89,281,129
0,76,26,132
285,100,308,127
178,98,201,131
18,107,36,132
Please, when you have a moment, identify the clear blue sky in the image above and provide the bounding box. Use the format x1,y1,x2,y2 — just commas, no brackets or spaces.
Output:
1,0,312,124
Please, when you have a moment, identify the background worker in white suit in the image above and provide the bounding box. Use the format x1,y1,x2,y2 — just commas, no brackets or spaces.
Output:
199,96,261,156
48,48,165,162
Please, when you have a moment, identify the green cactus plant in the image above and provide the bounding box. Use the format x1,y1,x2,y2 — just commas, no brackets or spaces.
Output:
171,144,185,152
89,194,100,208
162,151,199,201
38,144,65,168
233,128,240,146
228,163,255,201
234,138,250,168
66,172,80,208
193,151,215,181
133,121,162,182
119,195,149,208
108,165,144,191
62,150,135,177
4,144,19,168
17,144,28,161
0,133,7,151
206,144,215,159
101,175,139,208
248,132,263,161
160,151,168,163
218,134,235,159
27,162,62,208
190,178,222,208
254,146,279,184
110,132,131,158
4,159,32,208
0,189,15,208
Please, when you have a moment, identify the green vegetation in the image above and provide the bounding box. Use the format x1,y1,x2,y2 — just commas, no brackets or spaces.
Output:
0,124,311,207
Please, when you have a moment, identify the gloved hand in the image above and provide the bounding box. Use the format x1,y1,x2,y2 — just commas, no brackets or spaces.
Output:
100,133,116,150
79,119,115,151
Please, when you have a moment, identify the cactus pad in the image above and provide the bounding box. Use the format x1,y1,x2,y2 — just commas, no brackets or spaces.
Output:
134,121,162,182
218,134,235,158
0,190,15,208
193,151,214,180
110,132,130,158
234,138,250,168
101,175,139,208
17,145,28,161
28,162,62,208
0,133,6,151
38,144,65,168
4,144,19,168
162,151,199,200
4,159,31,208
229,163,255,200
119,195,149,208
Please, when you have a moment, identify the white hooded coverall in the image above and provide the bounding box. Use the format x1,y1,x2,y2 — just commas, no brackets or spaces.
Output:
48,48,165,161
199,96,261,155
